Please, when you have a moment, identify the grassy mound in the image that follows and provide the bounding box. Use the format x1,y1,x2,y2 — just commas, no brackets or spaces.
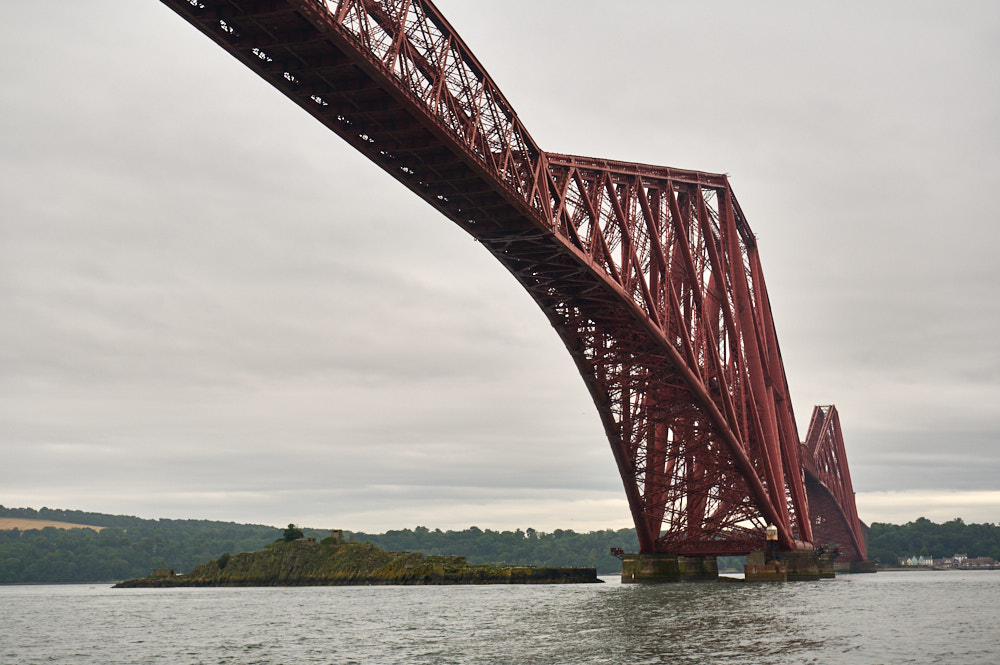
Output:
114,539,600,587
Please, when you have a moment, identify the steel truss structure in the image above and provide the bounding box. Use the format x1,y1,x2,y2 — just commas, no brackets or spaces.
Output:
802,406,867,561
158,0,867,559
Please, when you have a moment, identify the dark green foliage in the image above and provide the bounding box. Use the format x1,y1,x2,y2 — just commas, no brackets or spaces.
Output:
19,505,996,581
0,505,281,583
351,525,639,574
0,506,639,580
217,552,231,570
282,524,305,542
116,540,598,587
717,556,746,572
867,517,1000,564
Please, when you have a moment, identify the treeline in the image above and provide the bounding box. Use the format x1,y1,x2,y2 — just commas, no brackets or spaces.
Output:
867,518,1000,565
0,506,640,582
0,506,282,583
355,526,639,574
3,506,998,583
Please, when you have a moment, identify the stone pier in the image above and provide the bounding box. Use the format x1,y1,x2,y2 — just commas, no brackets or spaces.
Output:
834,560,878,574
620,553,718,582
744,549,825,582
817,551,836,578
783,550,822,581
745,550,785,581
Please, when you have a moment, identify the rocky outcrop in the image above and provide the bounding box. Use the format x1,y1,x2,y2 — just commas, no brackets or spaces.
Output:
114,539,600,587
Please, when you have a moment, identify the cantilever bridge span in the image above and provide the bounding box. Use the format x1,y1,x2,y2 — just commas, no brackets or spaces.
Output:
159,0,867,562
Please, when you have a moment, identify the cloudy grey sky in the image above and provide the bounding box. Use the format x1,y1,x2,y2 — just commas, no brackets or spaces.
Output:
2,1,998,531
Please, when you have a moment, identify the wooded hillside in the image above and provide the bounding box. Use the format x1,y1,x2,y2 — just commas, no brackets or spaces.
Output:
2,506,997,582
867,517,1000,564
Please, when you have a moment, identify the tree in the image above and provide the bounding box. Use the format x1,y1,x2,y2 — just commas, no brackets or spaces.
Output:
283,524,304,542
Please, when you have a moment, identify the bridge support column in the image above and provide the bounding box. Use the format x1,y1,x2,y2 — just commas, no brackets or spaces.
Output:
817,552,836,578
745,550,827,581
621,554,718,582
744,551,786,582
782,550,821,581
835,560,877,574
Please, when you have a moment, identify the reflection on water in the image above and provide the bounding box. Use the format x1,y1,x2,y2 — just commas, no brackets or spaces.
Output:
2,571,998,664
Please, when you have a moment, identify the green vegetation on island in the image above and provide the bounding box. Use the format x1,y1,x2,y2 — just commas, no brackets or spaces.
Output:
0,506,636,583
114,534,599,587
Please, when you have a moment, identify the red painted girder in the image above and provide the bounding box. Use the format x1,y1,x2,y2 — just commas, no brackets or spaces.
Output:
803,405,867,561
542,157,813,552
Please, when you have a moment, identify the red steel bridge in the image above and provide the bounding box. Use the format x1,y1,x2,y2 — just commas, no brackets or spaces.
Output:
159,0,868,562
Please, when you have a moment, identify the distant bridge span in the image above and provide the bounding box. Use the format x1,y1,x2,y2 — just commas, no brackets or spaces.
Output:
159,0,867,560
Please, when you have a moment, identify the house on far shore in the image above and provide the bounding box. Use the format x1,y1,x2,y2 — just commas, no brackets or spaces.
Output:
902,554,997,569
933,554,997,569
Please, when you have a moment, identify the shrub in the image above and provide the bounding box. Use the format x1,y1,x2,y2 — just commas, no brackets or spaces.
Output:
283,524,304,542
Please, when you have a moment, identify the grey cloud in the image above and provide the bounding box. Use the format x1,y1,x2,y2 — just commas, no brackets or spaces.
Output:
2,0,998,529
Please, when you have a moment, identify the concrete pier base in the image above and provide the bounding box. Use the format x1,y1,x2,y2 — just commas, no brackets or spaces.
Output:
744,560,787,582
620,553,718,583
782,550,822,581
745,550,824,581
834,560,877,574
817,552,836,579
745,550,785,581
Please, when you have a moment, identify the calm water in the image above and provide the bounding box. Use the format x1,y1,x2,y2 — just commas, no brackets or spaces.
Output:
2,571,998,664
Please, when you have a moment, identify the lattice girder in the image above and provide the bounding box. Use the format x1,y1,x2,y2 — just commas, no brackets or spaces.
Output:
803,405,867,561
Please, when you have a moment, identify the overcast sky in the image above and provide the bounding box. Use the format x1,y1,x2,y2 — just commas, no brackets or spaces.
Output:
2,1,998,532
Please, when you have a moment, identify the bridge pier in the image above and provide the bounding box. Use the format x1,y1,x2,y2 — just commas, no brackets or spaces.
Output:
744,550,828,581
817,551,836,578
835,560,878,574
620,553,718,583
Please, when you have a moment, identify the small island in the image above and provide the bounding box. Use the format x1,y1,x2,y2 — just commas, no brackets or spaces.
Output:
114,528,600,587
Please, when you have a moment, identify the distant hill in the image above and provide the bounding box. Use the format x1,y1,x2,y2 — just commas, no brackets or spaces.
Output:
0,505,283,583
4,505,995,584
0,505,637,583
868,518,1000,564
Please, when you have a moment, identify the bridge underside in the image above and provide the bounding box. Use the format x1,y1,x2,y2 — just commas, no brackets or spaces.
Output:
805,476,865,562
158,0,866,560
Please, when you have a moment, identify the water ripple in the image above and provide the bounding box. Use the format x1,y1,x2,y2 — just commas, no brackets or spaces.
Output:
2,572,999,664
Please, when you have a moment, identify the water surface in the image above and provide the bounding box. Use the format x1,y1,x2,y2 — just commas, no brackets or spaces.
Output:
2,571,998,664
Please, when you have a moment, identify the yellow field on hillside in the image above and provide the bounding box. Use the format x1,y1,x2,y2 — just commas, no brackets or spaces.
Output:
0,517,104,532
